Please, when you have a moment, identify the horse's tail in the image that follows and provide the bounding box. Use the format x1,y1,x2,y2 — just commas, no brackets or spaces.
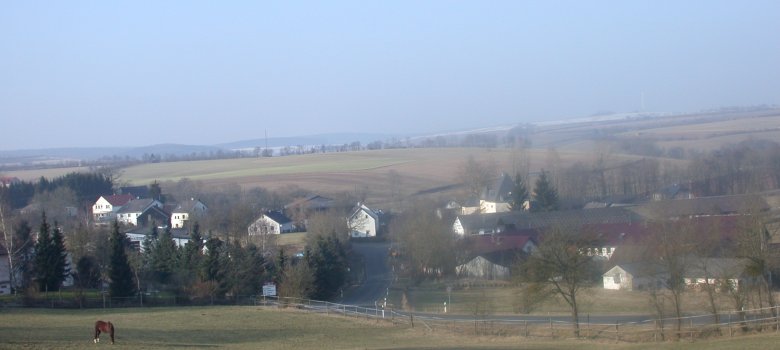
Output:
108,321,115,344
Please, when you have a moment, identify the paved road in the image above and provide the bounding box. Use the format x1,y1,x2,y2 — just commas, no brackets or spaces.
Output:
341,242,392,307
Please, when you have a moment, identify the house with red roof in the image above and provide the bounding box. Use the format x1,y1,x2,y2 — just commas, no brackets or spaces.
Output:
92,194,134,222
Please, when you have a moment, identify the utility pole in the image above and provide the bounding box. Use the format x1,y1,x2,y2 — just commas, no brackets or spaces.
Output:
0,203,14,293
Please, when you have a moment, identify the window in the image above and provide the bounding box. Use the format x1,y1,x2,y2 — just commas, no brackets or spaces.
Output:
613,273,621,284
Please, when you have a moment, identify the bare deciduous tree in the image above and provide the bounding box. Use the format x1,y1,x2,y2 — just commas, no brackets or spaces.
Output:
515,224,600,337
458,156,497,200
390,200,456,283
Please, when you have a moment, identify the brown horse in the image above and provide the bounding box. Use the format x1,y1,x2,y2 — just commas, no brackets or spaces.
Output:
93,320,115,344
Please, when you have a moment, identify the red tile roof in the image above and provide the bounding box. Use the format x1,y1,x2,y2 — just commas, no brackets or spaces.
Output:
102,194,134,206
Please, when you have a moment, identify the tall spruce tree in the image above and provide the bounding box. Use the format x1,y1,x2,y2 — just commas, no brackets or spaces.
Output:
532,170,559,212
509,172,529,211
149,226,178,287
108,221,136,297
33,213,69,292
49,223,70,289
13,220,34,291
180,222,203,281
306,235,348,300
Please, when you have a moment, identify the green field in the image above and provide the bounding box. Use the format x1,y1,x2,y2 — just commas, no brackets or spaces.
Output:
396,284,740,316
1,306,778,349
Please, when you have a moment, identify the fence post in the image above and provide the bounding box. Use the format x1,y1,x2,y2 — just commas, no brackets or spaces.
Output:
549,317,553,338
689,318,693,342
587,314,590,338
654,319,658,342
615,322,619,342
524,320,528,337
729,313,733,337
411,313,414,328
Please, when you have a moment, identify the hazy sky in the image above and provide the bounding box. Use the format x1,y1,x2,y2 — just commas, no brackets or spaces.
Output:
2,1,779,150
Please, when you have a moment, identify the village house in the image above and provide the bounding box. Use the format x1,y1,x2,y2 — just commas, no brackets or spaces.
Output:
456,234,536,280
136,205,172,228
683,258,749,290
631,194,769,219
461,173,516,215
170,198,208,229
452,207,642,236
116,198,163,226
347,203,384,238
125,228,192,252
0,176,21,188
284,194,338,229
602,262,667,291
92,194,134,222
248,211,295,236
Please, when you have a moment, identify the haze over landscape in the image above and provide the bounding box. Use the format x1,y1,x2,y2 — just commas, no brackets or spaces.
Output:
2,1,779,150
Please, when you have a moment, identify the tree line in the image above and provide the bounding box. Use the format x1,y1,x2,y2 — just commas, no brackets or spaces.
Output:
7,214,351,304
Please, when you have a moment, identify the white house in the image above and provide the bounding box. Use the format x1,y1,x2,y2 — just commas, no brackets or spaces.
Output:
348,203,380,238
683,258,748,290
116,198,163,226
460,173,516,215
603,263,667,291
92,194,134,221
125,228,192,252
171,198,208,229
248,211,294,236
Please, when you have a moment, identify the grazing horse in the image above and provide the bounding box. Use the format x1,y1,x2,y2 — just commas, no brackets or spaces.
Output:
93,320,115,344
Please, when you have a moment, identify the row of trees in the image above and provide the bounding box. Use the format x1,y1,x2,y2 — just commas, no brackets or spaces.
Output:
5,210,352,304
514,207,780,339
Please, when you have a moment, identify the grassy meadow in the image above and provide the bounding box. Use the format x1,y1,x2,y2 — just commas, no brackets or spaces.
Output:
1,306,779,349
394,284,747,316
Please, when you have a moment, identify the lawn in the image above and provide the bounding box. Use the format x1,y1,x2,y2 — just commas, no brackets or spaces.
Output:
395,283,744,316
0,306,778,349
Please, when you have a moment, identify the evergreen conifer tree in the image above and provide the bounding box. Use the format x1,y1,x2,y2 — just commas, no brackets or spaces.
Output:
33,213,52,292
532,170,559,212
13,220,34,291
149,226,178,286
33,213,68,292
108,221,136,297
509,172,529,211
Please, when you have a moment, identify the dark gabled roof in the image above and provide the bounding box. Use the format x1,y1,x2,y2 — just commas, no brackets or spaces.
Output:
117,198,157,214
284,194,335,210
580,222,651,246
264,211,292,225
481,173,514,202
101,194,134,206
607,262,667,278
685,258,748,279
172,198,206,213
466,233,536,255
119,185,150,199
349,203,379,221
468,249,525,268
631,194,769,219
457,207,642,233
136,206,171,227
